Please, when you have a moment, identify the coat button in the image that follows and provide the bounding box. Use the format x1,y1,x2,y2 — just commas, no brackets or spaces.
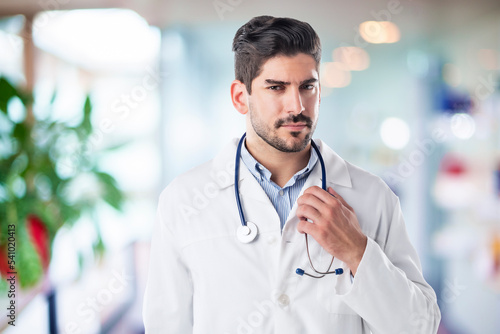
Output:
277,294,290,307
267,235,277,245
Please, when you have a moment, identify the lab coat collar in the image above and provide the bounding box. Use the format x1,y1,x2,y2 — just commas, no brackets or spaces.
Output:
211,137,352,190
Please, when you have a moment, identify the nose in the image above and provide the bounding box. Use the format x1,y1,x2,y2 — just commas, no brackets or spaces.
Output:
285,88,305,114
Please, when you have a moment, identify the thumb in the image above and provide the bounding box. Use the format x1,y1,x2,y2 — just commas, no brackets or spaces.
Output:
327,187,337,198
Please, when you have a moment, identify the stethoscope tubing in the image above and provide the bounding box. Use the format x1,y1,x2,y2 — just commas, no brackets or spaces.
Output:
234,133,248,227
234,132,343,277
234,133,326,226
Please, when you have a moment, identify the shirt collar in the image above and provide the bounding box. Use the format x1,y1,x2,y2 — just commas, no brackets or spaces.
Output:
240,138,318,187
211,137,352,190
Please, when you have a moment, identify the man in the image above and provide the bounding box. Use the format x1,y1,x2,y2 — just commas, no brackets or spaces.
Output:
143,16,440,333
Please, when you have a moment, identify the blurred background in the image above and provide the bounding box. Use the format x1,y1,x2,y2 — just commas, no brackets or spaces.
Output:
0,0,499,333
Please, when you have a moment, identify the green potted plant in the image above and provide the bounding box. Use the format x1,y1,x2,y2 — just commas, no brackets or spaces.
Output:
0,76,124,290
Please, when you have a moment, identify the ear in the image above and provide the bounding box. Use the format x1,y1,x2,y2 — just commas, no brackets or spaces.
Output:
231,80,249,115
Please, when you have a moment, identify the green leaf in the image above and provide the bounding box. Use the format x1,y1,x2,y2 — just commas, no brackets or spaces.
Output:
49,90,57,105
0,273,7,293
80,95,93,135
93,233,106,259
94,171,124,210
102,183,124,210
12,122,28,144
0,77,18,114
17,222,43,289
77,251,85,279
57,202,81,226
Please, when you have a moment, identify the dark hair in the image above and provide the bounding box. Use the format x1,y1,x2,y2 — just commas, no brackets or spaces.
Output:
232,16,321,95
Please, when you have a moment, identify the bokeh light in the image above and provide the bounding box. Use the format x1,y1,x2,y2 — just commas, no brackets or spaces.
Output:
320,62,351,88
380,117,410,150
359,21,401,44
451,113,475,139
333,46,370,71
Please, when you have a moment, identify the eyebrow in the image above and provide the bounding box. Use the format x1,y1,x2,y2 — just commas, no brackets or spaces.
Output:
264,78,318,86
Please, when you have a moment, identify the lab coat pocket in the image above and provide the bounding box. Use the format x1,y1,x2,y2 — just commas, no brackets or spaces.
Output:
315,250,357,315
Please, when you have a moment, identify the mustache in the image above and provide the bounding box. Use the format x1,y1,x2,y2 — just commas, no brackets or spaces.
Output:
275,114,313,129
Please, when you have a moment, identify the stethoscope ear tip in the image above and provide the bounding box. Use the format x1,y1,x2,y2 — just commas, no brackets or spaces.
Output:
296,266,344,278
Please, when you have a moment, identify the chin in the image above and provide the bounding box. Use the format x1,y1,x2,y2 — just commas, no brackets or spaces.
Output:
285,135,312,152
288,131,305,138
288,130,312,141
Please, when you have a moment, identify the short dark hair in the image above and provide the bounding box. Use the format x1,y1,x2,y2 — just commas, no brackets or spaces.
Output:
232,16,321,95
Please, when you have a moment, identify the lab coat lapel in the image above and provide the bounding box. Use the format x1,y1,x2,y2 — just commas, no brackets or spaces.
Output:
282,138,353,240
280,139,353,278
210,137,281,232
210,137,276,203
319,139,352,189
239,165,282,232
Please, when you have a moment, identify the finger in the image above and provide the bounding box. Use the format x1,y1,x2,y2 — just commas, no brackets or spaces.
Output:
328,187,354,212
297,193,327,213
296,203,322,223
297,218,320,235
303,186,328,204
303,185,337,206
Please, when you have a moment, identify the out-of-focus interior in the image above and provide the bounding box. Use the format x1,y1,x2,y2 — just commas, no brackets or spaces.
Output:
0,0,499,333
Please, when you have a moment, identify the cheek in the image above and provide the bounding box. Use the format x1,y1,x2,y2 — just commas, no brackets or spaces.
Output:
305,92,320,105
254,96,284,117
250,103,272,126
304,95,320,115
262,95,284,109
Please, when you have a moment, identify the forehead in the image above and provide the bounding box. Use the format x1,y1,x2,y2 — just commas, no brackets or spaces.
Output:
256,53,319,82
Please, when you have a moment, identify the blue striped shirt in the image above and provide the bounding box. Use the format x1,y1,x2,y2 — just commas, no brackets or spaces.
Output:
240,140,318,230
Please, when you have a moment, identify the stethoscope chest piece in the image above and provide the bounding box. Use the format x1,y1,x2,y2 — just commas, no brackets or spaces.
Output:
237,222,258,243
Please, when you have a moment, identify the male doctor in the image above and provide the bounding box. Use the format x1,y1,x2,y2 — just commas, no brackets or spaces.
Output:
143,16,441,333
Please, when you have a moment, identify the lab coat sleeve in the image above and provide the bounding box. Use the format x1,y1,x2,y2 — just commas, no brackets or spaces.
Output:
143,189,193,333
338,199,441,334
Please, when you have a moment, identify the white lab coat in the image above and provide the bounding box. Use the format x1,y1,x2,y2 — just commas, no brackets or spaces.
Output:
143,138,441,333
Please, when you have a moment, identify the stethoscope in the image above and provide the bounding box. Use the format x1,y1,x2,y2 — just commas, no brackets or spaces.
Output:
234,133,344,278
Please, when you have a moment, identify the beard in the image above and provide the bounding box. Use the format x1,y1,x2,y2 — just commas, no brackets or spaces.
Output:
249,102,317,153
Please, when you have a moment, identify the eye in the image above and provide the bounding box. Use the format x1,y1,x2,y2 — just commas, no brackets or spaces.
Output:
268,86,283,91
301,84,314,90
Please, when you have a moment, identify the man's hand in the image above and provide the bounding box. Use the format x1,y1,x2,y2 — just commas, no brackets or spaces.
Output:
296,186,367,275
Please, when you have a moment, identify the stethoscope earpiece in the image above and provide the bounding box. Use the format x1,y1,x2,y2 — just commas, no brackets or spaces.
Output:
296,266,343,278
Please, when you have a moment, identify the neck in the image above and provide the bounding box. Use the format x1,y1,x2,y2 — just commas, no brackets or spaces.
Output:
245,135,311,188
